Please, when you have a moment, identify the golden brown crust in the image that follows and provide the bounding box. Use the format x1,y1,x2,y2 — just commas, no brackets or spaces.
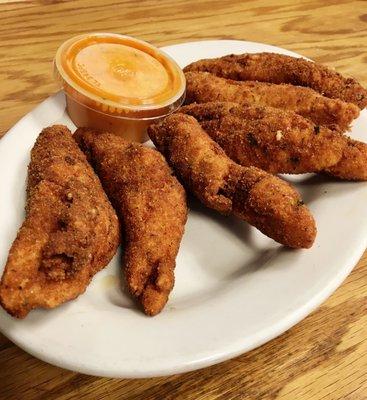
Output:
180,102,367,181
184,53,367,109
325,138,367,180
74,128,187,316
0,125,120,318
185,71,360,131
148,113,316,249
180,102,346,174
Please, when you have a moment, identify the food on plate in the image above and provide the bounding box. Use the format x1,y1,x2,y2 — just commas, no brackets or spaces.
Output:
184,52,367,109
74,128,187,316
148,113,316,249
0,125,120,318
185,71,360,130
179,102,367,180
2,43,365,322
54,33,185,142
179,102,346,174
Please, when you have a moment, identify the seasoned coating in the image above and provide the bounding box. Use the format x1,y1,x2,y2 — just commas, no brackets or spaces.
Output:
0,125,120,318
184,53,367,109
74,128,187,316
185,71,360,131
325,138,367,180
148,113,316,249
180,102,346,174
180,102,367,180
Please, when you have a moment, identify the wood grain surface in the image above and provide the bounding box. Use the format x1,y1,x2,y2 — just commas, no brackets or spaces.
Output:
1,0,367,399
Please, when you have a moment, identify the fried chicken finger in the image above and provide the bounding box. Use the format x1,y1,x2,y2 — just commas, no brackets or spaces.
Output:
180,102,367,181
74,128,187,316
180,102,346,174
184,53,367,108
0,125,120,318
185,71,360,131
149,114,316,249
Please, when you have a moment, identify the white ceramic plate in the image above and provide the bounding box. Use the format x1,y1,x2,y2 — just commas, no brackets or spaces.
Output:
0,40,366,378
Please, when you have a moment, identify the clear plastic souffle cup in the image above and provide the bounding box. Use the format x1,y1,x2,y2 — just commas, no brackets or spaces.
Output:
54,33,186,142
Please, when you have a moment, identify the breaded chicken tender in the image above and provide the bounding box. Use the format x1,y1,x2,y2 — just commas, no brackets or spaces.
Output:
185,71,360,131
0,125,120,318
179,102,345,174
74,128,187,316
184,53,367,109
180,102,367,180
148,114,316,249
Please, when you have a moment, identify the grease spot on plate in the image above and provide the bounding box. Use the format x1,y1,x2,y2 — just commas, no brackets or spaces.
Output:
100,274,119,289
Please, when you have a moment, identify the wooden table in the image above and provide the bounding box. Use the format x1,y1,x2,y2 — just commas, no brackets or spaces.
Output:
1,1,366,399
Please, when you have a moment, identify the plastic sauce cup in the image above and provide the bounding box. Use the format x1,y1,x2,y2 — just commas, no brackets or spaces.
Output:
54,33,186,142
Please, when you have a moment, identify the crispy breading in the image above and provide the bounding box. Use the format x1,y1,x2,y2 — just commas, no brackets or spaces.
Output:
184,53,367,109
185,71,360,131
148,113,316,249
325,138,367,180
180,102,367,180
179,102,345,174
74,128,187,316
0,125,120,318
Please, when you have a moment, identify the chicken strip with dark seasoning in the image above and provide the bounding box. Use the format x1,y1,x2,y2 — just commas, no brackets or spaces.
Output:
184,53,367,108
180,102,367,180
149,113,316,249
185,71,360,131
180,102,346,174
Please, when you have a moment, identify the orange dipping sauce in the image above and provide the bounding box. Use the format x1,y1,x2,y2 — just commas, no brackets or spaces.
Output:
54,33,186,141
